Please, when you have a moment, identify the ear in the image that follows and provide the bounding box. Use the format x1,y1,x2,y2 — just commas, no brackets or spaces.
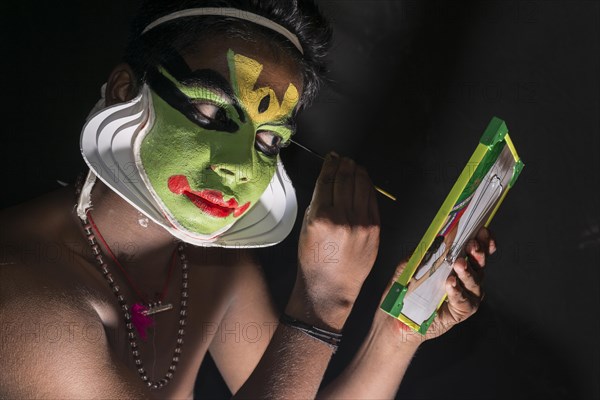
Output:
105,63,138,106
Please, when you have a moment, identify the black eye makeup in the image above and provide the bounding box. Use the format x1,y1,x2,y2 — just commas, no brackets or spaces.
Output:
255,130,290,157
146,49,296,158
191,101,231,125
146,68,240,133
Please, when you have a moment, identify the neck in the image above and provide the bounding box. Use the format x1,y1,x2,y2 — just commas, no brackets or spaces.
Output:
87,180,176,251
74,179,181,291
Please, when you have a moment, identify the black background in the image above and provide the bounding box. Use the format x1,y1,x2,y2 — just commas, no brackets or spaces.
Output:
1,1,598,399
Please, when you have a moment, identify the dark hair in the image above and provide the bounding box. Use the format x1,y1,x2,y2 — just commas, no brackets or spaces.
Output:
124,0,332,108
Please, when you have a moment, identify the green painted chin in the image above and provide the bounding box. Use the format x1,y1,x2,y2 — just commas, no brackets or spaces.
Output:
139,91,276,236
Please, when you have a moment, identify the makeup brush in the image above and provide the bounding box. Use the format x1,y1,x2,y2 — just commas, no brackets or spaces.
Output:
290,139,397,201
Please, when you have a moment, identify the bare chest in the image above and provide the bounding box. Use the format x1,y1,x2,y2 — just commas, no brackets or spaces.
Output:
93,259,236,399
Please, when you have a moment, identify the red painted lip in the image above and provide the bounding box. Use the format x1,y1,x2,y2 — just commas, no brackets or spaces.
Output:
167,175,251,219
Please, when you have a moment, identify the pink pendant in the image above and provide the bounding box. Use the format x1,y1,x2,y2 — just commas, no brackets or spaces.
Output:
132,303,154,340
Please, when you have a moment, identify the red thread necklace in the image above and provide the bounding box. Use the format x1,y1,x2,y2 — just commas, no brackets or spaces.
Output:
87,210,177,340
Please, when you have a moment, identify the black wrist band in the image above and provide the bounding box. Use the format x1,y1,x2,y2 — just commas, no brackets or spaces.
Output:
279,313,342,353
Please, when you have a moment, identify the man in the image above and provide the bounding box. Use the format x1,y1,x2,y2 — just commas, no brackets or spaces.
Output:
0,1,492,398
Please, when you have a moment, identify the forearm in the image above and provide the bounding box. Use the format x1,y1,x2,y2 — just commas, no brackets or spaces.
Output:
232,283,349,399
232,323,336,399
317,312,420,400
231,154,382,399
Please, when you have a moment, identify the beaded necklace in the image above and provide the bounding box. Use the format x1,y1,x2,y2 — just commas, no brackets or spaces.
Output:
86,211,178,340
77,204,189,390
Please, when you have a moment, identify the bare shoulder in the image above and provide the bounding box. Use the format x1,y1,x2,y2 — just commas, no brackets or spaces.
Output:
0,185,113,319
0,252,149,399
0,261,111,398
0,259,101,343
0,197,104,396
0,190,146,398
0,187,104,314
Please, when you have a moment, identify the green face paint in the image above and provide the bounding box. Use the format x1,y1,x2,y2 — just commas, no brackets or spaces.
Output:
139,49,299,235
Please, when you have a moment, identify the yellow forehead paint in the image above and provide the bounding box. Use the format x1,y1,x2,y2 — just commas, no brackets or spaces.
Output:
228,49,299,125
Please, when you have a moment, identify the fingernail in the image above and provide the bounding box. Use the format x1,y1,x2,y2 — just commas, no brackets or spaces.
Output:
329,151,339,158
451,276,457,287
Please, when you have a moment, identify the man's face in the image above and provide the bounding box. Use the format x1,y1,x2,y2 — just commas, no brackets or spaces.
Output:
139,38,303,235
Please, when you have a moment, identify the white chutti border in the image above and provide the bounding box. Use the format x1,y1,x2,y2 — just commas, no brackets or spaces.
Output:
79,84,297,248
